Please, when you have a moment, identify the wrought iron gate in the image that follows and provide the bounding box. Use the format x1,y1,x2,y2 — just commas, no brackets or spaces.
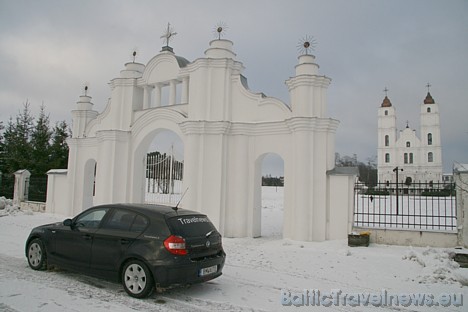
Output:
145,151,183,205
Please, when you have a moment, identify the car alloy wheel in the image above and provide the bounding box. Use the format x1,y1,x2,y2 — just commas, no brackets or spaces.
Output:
27,239,47,270
122,260,154,298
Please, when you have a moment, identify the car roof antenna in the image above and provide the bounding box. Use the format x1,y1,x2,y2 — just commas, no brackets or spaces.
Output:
173,187,189,212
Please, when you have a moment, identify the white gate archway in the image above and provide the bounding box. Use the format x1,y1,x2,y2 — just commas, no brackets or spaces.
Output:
60,37,357,242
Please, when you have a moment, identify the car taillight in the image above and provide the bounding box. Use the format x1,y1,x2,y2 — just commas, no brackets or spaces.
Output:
164,235,187,255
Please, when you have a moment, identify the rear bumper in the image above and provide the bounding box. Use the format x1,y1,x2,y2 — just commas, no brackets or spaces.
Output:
149,251,226,288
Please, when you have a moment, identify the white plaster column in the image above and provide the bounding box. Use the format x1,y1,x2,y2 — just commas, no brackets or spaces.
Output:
13,169,30,205
143,85,153,109
285,130,313,241
223,135,250,237
169,80,177,105
153,84,161,107
181,76,189,104
94,130,131,205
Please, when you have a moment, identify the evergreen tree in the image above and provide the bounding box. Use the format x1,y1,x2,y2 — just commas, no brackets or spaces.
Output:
30,105,52,175
49,120,70,169
2,102,34,174
0,120,4,171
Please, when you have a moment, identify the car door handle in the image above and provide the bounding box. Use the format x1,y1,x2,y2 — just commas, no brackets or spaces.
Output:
82,234,92,240
120,239,130,245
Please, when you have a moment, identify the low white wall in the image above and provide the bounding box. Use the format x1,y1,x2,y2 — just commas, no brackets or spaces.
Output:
46,170,70,216
353,226,458,247
20,201,46,212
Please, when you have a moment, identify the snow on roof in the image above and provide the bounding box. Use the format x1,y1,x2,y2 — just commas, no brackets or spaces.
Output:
454,163,468,173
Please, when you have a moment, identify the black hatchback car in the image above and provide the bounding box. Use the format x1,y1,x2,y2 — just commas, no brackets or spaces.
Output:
25,204,226,298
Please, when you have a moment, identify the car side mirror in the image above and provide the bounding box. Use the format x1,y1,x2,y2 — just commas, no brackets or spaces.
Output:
63,219,73,227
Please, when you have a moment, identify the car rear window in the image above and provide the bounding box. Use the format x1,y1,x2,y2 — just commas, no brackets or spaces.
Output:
167,215,216,237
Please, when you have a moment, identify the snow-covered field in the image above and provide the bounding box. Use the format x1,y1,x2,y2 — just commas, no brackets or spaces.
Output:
1,188,468,311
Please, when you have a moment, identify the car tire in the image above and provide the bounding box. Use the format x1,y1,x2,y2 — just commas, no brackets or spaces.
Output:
122,260,154,298
27,238,47,270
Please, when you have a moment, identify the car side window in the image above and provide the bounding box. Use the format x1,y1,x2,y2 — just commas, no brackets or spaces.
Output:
131,214,149,233
104,209,136,231
75,208,109,229
102,209,149,233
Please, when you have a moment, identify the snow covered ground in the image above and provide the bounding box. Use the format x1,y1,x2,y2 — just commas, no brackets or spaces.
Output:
1,188,468,311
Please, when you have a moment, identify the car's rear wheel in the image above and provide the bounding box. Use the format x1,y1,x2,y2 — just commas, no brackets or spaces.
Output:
122,260,154,298
27,238,47,270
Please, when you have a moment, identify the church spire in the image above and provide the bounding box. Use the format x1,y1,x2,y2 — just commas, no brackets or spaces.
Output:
424,92,435,104
381,87,392,107
424,83,435,104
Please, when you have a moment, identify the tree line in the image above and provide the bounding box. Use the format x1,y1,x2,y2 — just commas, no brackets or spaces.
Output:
335,153,377,187
261,154,377,188
0,101,70,176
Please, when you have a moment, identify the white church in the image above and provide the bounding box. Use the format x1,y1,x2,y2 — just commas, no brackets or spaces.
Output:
377,90,443,184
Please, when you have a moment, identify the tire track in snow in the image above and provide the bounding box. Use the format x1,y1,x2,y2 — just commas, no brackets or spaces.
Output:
0,254,256,311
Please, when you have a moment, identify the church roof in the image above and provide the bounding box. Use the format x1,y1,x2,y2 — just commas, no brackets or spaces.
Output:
381,96,392,107
424,92,435,104
175,55,190,68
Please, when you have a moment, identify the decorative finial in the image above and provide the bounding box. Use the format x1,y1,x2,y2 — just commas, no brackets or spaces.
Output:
297,35,317,55
213,21,228,40
82,82,90,96
406,120,409,128
160,23,177,47
426,82,432,93
131,47,139,63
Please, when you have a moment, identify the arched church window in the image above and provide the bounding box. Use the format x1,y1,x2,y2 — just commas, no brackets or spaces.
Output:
427,107,431,113
385,135,389,146
428,152,433,163
428,133,432,145
406,141,410,147
404,153,408,164
385,153,390,163
409,153,413,164
384,110,388,116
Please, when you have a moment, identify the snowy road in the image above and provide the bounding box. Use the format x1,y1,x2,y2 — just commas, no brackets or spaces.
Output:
1,188,468,311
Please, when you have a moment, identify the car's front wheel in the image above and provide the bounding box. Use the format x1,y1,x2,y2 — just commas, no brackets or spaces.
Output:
27,238,47,270
122,260,154,298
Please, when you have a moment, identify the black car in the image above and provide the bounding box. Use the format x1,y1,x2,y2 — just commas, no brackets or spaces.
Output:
25,204,226,298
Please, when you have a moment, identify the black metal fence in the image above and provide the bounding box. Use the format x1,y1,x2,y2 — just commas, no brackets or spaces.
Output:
25,175,48,202
0,174,15,199
354,181,457,231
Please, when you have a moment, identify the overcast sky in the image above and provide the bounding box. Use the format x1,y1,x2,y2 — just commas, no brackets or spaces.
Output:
0,0,467,175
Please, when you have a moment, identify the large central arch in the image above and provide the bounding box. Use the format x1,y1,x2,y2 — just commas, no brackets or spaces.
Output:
129,108,187,205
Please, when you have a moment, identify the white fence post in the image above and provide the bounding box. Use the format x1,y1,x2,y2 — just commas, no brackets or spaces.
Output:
13,169,30,206
455,164,468,247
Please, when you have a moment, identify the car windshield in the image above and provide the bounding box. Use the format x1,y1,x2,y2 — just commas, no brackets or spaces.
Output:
167,215,217,237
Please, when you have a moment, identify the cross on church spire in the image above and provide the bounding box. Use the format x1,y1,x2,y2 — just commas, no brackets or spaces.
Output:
160,23,177,48
383,87,389,97
426,82,432,93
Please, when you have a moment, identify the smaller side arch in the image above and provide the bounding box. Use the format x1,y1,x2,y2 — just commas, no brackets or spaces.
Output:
252,152,285,238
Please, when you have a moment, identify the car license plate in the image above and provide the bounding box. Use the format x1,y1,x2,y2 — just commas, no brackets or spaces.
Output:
199,265,217,276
